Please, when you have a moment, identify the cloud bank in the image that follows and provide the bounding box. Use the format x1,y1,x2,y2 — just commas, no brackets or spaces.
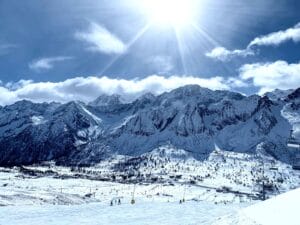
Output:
1,67,298,106
239,60,300,94
206,22,300,61
75,22,127,54
0,75,238,106
29,56,73,72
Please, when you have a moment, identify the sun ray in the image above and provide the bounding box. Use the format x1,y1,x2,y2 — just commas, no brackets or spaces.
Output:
174,27,188,75
191,23,222,48
190,23,240,74
100,23,151,75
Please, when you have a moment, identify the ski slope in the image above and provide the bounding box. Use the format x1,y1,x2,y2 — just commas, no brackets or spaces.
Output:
0,201,245,225
214,188,300,225
0,167,250,225
5,188,299,225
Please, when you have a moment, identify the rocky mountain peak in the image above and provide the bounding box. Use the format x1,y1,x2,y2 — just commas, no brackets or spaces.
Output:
89,94,124,107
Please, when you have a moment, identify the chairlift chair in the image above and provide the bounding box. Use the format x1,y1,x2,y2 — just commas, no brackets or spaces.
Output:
287,130,300,170
287,130,300,149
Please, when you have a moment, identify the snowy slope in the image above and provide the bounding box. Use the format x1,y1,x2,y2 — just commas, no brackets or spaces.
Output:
214,188,300,225
264,89,293,101
0,200,245,225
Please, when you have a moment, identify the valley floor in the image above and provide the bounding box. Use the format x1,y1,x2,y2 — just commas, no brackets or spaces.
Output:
0,148,300,224
0,167,251,225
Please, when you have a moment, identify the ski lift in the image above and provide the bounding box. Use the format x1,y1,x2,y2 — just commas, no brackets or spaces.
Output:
131,184,136,205
180,183,187,204
287,130,300,149
293,165,300,170
287,130,300,170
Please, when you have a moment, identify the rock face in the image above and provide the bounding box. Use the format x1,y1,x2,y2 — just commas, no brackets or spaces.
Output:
0,85,298,166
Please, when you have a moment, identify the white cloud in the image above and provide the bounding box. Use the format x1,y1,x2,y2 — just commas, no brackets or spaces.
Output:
75,22,127,54
0,86,18,105
249,23,300,47
225,77,249,88
206,22,300,61
239,60,300,94
0,75,236,106
5,80,33,90
205,47,254,62
29,56,73,72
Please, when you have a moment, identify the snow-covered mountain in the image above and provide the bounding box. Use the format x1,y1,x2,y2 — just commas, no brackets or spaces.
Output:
264,88,294,101
0,85,299,166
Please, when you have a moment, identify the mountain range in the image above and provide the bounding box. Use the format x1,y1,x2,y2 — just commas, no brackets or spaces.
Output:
0,85,299,167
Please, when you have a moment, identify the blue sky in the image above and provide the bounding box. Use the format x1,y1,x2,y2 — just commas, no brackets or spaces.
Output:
0,0,300,105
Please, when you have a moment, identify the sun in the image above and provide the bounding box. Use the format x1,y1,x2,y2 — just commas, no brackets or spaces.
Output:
142,0,195,28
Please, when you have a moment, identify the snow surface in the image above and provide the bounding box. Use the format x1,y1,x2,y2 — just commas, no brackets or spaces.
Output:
244,188,300,225
80,105,102,124
0,201,246,225
31,116,47,125
214,188,300,225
